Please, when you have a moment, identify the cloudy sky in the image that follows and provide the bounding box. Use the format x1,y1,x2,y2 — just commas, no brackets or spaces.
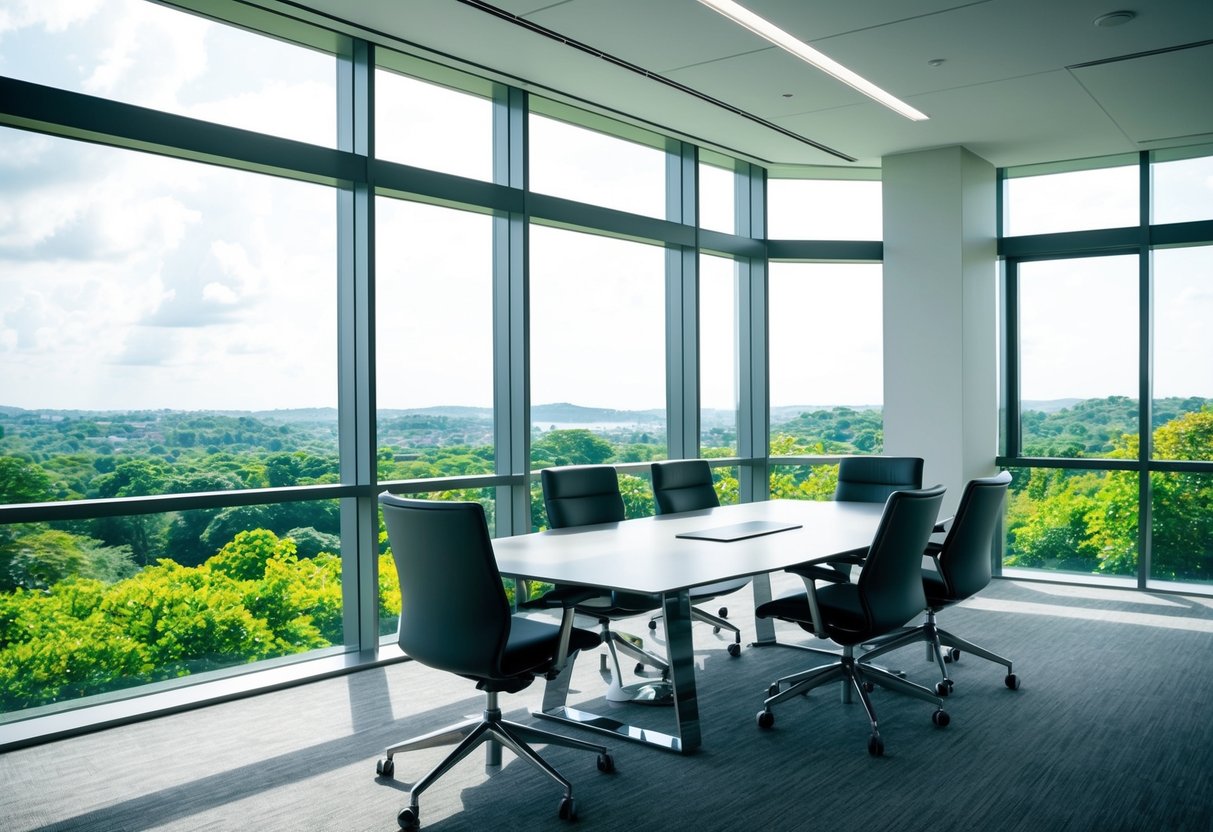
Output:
1,0,1209,415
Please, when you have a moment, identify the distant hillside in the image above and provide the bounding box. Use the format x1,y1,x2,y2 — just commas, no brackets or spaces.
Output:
379,406,493,420
1021,399,1083,413
770,404,880,423
532,403,664,423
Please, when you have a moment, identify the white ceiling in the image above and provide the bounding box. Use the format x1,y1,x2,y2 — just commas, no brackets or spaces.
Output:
286,0,1213,169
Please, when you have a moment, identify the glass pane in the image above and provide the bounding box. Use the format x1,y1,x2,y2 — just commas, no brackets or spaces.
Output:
1004,165,1138,236
1018,256,1138,458
375,70,493,181
377,487,496,637
699,163,735,234
767,179,881,240
1152,154,1213,225
1153,246,1213,461
1,0,336,147
529,226,666,474
1150,471,1213,585
528,115,665,218
710,464,740,506
769,463,840,501
0,128,337,503
700,254,739,455
0,501,343,720
1004,467,1137,577
375,199,494,479
769,263,883,454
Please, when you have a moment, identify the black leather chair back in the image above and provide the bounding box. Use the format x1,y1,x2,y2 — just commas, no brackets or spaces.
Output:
651,460,719,515
855,484,946,635
834,456,924,503
541,465,626,529
380,495,510,679
935,471,1012,601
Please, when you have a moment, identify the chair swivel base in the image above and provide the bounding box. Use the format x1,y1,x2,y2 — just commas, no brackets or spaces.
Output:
651,605,743,655
600,629,674,706
605,677,674,704
862,609,1019,695
377,691,613,830
756,646,948,757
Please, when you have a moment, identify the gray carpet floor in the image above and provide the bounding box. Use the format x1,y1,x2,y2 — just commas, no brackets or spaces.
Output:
2,577,1212,832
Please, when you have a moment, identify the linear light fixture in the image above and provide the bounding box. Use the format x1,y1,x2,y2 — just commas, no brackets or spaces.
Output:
697,0,930,121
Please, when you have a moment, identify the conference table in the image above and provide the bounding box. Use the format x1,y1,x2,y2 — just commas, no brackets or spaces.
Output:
492,498,886,754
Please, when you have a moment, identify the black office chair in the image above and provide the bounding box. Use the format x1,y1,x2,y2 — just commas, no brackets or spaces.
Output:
541,465,672,704
376,495,614,830
829,454,927,562
649,459,746,657
861,471,1019,695
755,484,949,757
834,455,924,502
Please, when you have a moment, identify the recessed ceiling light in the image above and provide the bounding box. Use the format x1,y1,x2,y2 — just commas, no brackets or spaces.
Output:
1093,10,1136,27
696,0,929,121
927,58,946,67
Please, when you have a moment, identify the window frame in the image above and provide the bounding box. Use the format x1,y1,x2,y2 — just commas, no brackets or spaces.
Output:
998,151,1213,591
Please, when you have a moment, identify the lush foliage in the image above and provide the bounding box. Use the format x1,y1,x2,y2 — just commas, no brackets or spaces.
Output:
1006,407,1213,580
0,530,346,711
2,398,1209,714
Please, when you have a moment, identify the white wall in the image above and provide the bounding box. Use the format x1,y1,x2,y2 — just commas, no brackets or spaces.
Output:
881,146,999,514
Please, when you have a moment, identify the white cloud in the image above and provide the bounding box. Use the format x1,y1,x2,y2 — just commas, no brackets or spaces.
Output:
0,0,103,35
83,0,209,108
201,282,239,305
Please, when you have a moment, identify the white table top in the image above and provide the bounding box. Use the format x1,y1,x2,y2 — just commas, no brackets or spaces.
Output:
493,499,885,595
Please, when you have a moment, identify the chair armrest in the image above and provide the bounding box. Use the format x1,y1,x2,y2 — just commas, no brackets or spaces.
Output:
923,540,944,568
933,515,954,534
785,554,866,637
785,554,865,583
532,590,607,678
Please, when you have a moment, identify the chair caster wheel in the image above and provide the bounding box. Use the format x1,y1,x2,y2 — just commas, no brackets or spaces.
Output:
727,642,741,657
713,626,722,634
648,619,657,630
757,709,774,729
932,708,950,727
862,681,875,693
935,681,950,697
868,732,884,757
767,682,780,698
398,806,419,830
377,757,395,778
945,648,961,663
597,753,615,773
558,796,577,821
1005,673,1020,690
634,662,645,674
718,606,728,618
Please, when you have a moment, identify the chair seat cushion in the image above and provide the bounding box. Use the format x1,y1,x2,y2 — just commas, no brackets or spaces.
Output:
576,590,662,617
498,615,601,679
754,590,810,622
755,585,869,643
690,577,750,600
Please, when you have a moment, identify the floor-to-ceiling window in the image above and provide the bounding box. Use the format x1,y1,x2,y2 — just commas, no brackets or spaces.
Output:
699,252,741,502
765,175,884,499
1000,148,1213,591
528,225,667,524
0,3,344,720
0,0,886,740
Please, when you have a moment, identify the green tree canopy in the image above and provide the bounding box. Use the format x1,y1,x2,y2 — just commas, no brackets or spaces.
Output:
0,456,52,504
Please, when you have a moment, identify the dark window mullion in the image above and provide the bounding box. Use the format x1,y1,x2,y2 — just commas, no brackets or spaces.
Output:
1138,150,1153,589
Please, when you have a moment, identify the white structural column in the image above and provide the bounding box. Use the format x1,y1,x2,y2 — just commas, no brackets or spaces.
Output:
881,146,998,515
